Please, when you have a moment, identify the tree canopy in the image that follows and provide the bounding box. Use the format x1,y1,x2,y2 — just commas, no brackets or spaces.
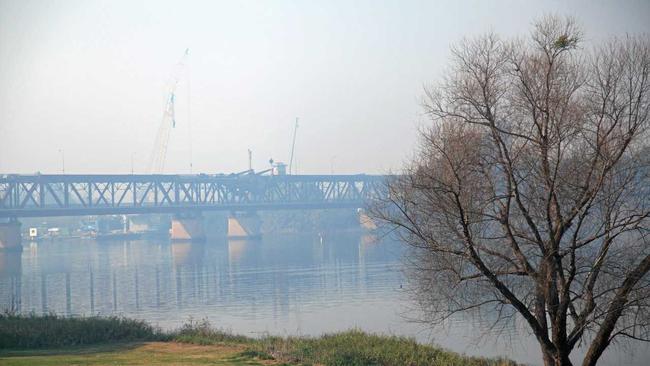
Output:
372,15,650,366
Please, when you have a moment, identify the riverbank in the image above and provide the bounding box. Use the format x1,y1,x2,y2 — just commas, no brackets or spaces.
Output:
0,313,517,366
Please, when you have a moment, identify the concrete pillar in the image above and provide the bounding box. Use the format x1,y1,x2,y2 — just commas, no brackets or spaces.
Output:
227,212,262,239
127,215,154,233
0,220,22,251
170,213,206,241
358,210,377,231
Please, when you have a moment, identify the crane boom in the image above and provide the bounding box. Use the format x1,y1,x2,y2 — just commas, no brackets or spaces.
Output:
147,49,190,174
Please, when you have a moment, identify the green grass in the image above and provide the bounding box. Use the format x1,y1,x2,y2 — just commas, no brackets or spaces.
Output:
0,342,276,365
0,312,167,349
175,320,517,366
173,317,254,345
0,313,517,366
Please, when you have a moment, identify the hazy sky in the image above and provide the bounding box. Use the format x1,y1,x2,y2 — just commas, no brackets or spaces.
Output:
1,0,648,175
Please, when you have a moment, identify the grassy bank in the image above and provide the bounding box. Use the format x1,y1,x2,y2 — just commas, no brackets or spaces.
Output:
0,313,517,366
0,313,167,349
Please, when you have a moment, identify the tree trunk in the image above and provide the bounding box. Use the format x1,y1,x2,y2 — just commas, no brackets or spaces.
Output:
542,345,574,366
553,352,573,366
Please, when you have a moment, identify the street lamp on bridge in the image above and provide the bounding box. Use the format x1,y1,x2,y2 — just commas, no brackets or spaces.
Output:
58,149,65,174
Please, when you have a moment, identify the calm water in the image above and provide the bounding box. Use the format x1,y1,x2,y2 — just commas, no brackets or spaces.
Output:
1,233,647,365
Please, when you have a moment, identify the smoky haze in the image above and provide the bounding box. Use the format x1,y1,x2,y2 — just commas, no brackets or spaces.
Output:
1,0,648,175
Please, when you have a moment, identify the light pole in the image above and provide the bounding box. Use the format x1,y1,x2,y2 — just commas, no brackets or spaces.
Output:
58,149,65,174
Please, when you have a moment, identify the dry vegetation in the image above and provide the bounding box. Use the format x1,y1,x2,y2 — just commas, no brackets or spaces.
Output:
371,15,650,366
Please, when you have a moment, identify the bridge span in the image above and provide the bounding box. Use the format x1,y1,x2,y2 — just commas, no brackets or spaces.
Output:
0,174,385,217
0,174,386,247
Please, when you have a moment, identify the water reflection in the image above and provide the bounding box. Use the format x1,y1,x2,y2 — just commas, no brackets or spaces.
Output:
0,233,397,321
0,250,22,312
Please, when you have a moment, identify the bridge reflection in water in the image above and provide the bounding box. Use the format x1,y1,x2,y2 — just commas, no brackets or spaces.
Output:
0,250,22,312
0,233,400,327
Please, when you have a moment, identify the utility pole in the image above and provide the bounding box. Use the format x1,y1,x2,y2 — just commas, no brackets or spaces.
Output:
289,117,298,175
58,149,65,174
247,149,252,171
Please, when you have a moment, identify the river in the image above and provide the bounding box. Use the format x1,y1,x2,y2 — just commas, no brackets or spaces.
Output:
0,233,647,365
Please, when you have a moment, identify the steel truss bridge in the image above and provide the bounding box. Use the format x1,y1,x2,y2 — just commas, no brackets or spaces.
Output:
0,174,386,218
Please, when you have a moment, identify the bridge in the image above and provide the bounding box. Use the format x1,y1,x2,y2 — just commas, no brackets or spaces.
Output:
0,173,386,247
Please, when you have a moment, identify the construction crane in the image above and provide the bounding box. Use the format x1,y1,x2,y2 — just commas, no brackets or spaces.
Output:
147,49,190,174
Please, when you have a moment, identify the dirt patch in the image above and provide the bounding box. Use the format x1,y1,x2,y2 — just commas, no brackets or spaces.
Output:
133,342,285,364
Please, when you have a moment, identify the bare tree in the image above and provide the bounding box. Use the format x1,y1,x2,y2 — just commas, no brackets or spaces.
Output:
371,16,650,366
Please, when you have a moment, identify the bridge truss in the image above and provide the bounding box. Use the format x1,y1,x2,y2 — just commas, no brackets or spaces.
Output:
0,174,386,218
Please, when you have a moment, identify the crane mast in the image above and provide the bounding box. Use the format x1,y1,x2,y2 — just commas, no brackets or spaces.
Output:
147,49,189,174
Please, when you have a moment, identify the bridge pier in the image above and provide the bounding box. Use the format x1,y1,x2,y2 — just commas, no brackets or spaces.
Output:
358,209,377,231
0,219,22,250
227,212,262,239
170,213,206,241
